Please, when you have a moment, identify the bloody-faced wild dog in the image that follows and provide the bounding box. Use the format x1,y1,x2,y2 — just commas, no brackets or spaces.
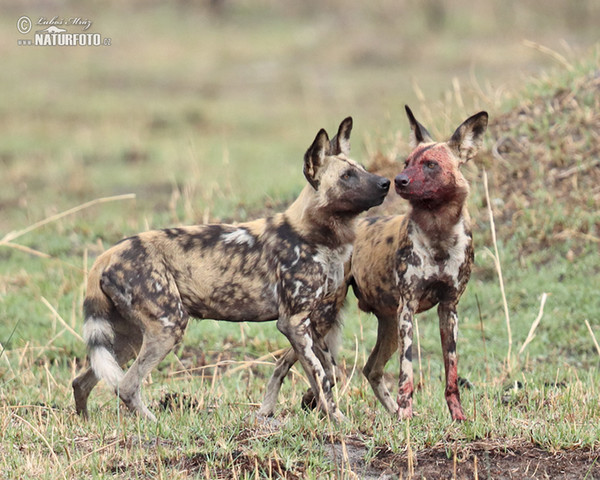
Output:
352,106,488,421
72,118,390,422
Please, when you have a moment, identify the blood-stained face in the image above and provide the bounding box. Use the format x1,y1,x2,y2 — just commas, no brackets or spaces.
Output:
394,106,488,206
394,143,464,203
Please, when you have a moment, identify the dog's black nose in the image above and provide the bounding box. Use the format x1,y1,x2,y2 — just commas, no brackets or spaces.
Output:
395,174,410,189
378,178,391,192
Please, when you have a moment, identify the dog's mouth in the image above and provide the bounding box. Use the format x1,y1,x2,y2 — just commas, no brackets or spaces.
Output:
365,186,390,208
396,185,435,202
395,176,433,199
396,184,417,198
373,191,388,206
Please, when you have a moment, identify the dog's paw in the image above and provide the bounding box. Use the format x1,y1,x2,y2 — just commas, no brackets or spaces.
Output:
300,389,317,411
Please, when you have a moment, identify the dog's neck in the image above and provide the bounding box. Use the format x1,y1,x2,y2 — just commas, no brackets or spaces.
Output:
407,189,469,252
285,186,357,250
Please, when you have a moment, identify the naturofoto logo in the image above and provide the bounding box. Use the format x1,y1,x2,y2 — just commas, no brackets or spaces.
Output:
16,16,111,47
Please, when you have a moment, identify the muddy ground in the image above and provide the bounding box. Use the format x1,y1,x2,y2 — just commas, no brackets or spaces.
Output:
161,428,600,479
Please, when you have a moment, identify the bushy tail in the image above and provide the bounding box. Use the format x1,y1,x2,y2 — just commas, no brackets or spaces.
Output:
83,316,124,389
83,259,124,389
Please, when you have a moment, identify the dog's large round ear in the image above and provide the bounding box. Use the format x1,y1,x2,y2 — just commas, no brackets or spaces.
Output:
405,105,434,147
329,117,353,156
447,111,488,164
304,128,330,190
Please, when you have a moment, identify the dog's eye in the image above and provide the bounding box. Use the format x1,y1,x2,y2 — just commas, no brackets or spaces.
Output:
425,161,437,170
341,170,355,180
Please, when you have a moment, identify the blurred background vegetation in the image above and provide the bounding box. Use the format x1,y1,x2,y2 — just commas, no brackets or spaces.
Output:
1,0,599,231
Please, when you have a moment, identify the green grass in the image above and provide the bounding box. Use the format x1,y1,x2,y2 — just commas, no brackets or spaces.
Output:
2,1,600,478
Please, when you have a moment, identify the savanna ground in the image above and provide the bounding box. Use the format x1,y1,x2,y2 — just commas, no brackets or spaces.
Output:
1,1,600,478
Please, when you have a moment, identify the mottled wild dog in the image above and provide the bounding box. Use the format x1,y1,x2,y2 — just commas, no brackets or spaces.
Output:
72,118,390,422
352,106,488,421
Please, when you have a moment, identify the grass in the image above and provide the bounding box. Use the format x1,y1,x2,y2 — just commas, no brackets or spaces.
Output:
1,1,600,478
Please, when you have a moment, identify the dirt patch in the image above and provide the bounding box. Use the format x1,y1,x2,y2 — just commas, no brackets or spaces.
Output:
159,433,599,479
374,443,599,479
166,449,305,479
326,438,600,480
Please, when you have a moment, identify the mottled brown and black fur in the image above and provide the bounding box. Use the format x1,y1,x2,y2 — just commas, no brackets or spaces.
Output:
72,118,390,422
352,106,488,421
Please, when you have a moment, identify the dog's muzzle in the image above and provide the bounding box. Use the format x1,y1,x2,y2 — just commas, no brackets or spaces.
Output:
395,173,410,193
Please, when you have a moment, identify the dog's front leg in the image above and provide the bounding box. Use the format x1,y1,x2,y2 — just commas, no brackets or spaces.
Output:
397,298,418,419
299,330,340,410
438,301,466,421
276,314,345,423
265,324,341,414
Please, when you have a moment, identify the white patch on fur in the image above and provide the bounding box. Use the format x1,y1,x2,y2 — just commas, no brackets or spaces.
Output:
154,281,163,293
281,246,301,273
221,229,255,247
298,322,321,377
292,280,304,298
160,316,175,328
313,244,352,295
291,246,301,267
405,219,469,289
450,311,459,340
83,316,114,345
314,285,324,300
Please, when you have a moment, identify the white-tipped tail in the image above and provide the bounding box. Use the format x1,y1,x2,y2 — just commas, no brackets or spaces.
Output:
89,345,124,388
83,316,124,389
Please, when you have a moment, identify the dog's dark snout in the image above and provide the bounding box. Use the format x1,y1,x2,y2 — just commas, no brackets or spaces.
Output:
378,178,391,192
395,174,410,189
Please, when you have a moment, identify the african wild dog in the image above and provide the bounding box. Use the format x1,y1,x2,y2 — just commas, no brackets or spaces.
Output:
259,107,488,422
351,106,488,421
72,118,390,422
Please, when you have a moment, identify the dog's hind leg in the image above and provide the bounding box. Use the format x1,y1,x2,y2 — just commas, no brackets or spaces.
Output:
438,301,466,421
72,367,99,418
117,337,172,421
116,299,187,422
73,320,143,417
258,347,298,417
362,312,399,414
100,271,188,421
